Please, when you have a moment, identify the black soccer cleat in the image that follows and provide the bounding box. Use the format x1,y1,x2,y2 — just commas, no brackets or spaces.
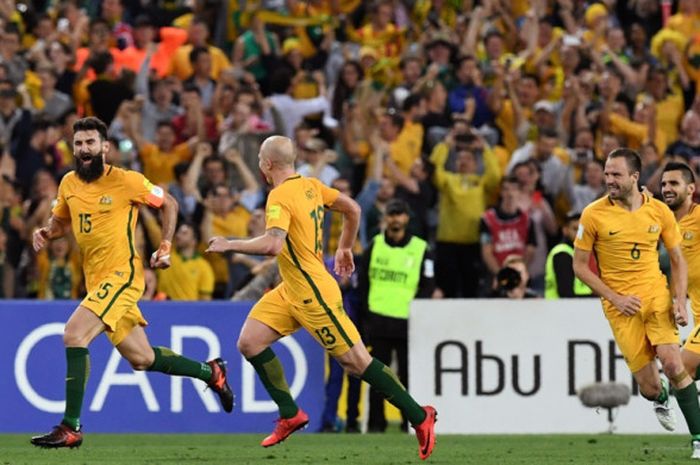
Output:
207,358,235,413
30,423,83,449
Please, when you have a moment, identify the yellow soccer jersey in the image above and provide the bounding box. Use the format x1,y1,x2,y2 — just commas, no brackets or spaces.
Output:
157,250,214,300
52,165,165,291
574,194,681,296
679,203,700,319
265,174,340,306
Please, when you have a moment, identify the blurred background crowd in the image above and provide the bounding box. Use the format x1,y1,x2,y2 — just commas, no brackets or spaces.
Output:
0,0,698,302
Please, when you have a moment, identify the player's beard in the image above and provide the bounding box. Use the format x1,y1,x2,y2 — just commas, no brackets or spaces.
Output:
664,192,686,211
75,151,105,183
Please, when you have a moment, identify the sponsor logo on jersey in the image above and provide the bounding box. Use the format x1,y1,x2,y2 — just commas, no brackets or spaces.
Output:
99,195,112,205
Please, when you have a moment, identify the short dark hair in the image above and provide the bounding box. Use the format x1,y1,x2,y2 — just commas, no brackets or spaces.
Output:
607,147,642,175
385,112,404,131
73,117,108,141
88,51,113,74
663,161,696,184
189,46,210,64
156,120,174,130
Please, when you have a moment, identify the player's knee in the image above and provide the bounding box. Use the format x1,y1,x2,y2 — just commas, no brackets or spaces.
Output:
237,334,258,358
640,385,661,401
661,360,684,379
63,330,87,348
127,353,155,371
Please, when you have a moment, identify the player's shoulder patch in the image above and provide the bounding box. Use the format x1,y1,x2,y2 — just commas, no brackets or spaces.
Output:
267,204,282,220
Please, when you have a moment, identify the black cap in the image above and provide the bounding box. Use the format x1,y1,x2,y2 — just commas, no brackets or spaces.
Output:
385,198,410,216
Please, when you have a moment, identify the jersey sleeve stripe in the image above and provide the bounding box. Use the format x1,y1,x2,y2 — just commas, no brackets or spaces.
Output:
99,206,136,318
285,237,354,348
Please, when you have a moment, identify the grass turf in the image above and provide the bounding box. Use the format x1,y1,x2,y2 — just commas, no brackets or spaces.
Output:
1,433,696,465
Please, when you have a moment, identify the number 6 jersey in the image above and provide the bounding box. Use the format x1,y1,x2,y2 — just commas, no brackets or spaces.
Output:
574,193,681,296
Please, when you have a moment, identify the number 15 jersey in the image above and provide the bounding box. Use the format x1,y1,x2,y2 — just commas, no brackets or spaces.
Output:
51,165,164,291
574,194,681,297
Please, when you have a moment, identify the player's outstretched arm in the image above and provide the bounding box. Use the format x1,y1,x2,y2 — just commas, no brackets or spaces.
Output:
206,227,286,256
668,245,689,326
573,247,641,316
328,192,360,277
32,214,70,252
150,192,178,269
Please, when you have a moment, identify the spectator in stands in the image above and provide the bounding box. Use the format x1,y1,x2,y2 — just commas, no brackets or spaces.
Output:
330,61,363,121
46,40,77,99
85,51,134,125
449,55,493,129
480,176,537,283
170,17,231,81
0,80,33,160
544,212,592,299
171,85,216,143
127,115,196,186
35,64,73,121
156,222,215,300
183,46,216,111
36,236,80,299
512,159,557,293
297,138,339,186
15,119,53,194
232,12,279,92
666,110,700,163
491,255,538,299
0,24,28,86
430,131,500,297
572,159,606,214
267,68,329,139
201,184,252,298
508,127,571,203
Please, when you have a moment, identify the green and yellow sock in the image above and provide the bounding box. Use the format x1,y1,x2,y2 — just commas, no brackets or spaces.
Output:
247,347,298,419
676,382,700,435
147,346,211,382
361,358,426,426
62,347,89,430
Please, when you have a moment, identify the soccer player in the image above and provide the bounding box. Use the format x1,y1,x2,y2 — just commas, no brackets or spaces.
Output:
573,149,700,459
30,117,233,449
206,136,437,460
661,163,700,394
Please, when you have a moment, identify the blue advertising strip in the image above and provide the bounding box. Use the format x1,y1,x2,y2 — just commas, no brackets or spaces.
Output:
0,301,325,433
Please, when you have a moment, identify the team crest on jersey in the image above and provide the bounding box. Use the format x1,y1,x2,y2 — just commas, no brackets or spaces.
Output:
305,189,315,200
99,195,112,205
648,224,660,233
685,232,695,241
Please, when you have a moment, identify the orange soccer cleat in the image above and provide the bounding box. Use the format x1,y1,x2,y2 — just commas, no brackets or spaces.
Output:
413,406,438,460
30,423,83,449
261,408,309,447
207,358,235,413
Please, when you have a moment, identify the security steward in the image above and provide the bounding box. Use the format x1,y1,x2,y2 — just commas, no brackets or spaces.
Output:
358,198,436,432
544,211,593,298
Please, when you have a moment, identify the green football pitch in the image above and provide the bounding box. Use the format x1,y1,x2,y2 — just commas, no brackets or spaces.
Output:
1,433,696,465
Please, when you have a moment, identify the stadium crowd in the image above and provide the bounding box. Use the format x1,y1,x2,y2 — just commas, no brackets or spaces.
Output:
0,0,698,302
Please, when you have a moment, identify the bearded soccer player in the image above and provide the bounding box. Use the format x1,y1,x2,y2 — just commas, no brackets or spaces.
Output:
206,136,437,460
662,163,700,412
30,117,233,449
574,149,700,459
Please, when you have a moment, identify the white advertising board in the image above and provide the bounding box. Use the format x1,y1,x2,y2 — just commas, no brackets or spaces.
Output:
409,299,694,434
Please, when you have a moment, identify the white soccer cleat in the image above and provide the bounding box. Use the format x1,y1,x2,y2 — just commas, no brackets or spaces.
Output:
653,400,676,431
653,380,676,432
692,440,700,459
